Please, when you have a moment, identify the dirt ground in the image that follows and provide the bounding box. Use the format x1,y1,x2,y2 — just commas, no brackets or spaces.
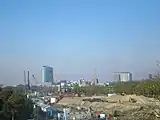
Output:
58,94,159,105
57,97,84,105
56,95,160,120
57,94,160,113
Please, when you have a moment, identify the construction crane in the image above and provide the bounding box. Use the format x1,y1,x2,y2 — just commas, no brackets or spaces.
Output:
31,74,43,91
32,74,38,85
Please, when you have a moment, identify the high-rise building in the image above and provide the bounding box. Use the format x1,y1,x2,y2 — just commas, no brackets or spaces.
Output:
42,66,54,84
148,73,153,79
114,72,132,82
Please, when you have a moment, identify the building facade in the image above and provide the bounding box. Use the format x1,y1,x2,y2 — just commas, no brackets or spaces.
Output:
42,66,54,84
114,72,132,82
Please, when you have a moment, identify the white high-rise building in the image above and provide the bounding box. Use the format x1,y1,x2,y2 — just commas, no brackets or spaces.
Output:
114,72,132,82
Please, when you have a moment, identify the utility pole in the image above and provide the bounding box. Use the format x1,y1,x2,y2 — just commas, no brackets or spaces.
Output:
24,71,27,94
27,70,30,91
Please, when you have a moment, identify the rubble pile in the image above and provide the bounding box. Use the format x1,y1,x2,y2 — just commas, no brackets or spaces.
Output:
58,95,160,120
82,98,106,102
113,106,160,120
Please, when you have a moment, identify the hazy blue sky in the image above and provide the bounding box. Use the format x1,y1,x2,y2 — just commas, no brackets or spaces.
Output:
0,0,160,85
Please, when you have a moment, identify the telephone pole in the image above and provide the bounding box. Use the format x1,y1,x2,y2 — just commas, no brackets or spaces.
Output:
24,71,27,94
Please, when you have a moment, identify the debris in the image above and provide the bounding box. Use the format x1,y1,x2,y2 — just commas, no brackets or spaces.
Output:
57,95,160,120
129,97,137,103
82,98,106,102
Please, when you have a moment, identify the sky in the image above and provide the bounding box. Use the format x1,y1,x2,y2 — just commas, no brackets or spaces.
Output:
0,0,160,85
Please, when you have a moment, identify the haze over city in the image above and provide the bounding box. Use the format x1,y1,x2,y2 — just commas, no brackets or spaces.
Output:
0,0,160,85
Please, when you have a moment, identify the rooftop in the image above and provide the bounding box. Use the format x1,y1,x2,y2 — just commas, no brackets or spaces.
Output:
115,72,131,74
42,66,53,68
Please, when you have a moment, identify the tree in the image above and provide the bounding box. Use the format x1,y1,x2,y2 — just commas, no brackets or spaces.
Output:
0,87,33,120
73,84,81,94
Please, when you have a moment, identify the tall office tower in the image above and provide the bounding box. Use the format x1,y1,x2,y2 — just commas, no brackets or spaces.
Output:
114,72,132,82
149,73,153,79
41,66,54,84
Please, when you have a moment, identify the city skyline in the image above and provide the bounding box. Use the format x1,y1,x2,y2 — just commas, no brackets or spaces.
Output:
0,0,160,85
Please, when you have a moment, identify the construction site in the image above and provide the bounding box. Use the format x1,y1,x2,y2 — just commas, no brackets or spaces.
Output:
28,83,160,120
55,94,160,120
22,68,160,120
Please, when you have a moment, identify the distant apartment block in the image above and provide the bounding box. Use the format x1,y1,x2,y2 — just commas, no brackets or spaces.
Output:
78,78,87,87
114,72,132,82
41,66,54,84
